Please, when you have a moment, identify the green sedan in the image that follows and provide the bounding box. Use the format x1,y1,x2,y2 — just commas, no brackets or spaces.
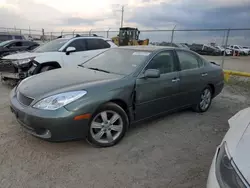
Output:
10,46,224,147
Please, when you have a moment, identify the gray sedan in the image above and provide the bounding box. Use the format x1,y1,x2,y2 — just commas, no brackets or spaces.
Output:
10,46,224,147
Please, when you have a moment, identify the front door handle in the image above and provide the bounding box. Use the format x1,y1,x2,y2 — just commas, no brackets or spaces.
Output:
172,78,180,82
201,73,208,77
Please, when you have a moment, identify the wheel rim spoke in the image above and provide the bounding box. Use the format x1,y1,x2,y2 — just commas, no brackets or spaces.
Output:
110,125,122,132
106,130,113,142
94,130,105,140
91,122,102,129
100,112,108,122
110,113,119,124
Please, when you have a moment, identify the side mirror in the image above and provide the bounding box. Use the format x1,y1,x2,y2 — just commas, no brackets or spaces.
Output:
144,69,160,78
65,46,76,55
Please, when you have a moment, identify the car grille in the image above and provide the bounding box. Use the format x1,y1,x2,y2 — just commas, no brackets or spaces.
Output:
17,91,34,106
0,59,17,73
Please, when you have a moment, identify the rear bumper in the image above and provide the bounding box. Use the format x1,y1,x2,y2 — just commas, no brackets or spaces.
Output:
10,88,90,141
213,81,224,98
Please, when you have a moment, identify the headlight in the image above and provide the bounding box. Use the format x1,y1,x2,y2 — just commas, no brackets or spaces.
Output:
216,142,248,188
33,91,87,110
12,57,35,66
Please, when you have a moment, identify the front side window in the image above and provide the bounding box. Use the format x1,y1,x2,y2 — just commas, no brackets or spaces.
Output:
68,39,86,51
177,50,199,70
145,51,175,74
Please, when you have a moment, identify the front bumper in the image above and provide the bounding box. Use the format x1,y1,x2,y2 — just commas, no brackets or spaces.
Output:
10,89,90,141
207,147,220,188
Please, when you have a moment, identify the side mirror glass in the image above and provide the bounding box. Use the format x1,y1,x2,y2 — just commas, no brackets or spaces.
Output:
144,69,160,78
65,46,76,55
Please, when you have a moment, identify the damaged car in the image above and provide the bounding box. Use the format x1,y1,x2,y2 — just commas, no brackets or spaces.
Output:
10,46,224,147
0,36,117,85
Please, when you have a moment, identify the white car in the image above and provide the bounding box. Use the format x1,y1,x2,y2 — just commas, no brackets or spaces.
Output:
229,45,249,55
207,107,250,188
0,36,117,84
215,46,232,56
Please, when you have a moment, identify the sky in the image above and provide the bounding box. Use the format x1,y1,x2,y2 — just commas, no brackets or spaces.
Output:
0,0,250,45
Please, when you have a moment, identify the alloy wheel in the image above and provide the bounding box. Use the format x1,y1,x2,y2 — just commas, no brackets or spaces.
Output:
90,110,123,144
200,88,212,111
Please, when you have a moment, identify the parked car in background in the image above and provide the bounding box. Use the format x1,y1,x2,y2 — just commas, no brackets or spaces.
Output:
10,46,224,147
0,40,39,58
229,45,249,55
163,42,190,49
190,44,220,56
0,33,26,42
0,36,117,85
215,46,232,56
243,46,250,53
207,107,250,188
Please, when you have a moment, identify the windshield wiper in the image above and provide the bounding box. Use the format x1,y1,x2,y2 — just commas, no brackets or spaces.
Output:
87,67,110,73
78,64,85,68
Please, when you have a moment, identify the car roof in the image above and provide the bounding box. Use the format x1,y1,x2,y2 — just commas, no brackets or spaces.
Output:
118,45,176,51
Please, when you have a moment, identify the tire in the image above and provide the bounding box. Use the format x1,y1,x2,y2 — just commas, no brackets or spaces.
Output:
40,66,55,73
193,86,212,113
87,102,129,147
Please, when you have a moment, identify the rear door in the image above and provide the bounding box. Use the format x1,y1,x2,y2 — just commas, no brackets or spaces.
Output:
175,50,205,107
135,50,180,120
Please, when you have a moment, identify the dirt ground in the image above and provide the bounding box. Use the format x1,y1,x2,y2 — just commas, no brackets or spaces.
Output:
202,55,250,72
1,83,250,188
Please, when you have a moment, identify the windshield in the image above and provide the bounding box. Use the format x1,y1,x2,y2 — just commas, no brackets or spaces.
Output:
82,48,151,75
0,40,12,47
34,39,68,52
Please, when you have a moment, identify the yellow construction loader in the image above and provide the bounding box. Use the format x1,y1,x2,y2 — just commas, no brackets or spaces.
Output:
112,27,149,46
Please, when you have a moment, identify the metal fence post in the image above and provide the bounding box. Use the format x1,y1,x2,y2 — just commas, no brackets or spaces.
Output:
73,29,76,36
170,25,177,46
89,29,92,36
107,28,111,38
61,30,64,36
50,32,52,41
221,29,230,69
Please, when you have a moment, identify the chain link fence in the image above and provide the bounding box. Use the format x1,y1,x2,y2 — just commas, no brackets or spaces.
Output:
0,26,250,99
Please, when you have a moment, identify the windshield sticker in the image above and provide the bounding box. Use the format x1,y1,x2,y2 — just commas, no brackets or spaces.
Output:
132,52,150,56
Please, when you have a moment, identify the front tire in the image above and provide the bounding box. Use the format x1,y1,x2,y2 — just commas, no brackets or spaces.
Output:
193,86,212,113
87,102,129,147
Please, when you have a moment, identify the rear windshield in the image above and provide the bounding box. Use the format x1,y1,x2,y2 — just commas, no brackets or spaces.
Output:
83,48,151,75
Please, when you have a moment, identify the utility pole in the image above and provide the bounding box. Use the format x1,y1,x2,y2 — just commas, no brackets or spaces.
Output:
121,5,124,28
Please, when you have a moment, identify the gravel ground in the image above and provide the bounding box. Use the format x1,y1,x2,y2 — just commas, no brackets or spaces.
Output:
0,83,250,188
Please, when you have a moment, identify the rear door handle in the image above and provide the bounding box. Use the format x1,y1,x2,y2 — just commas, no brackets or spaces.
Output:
201,73,208,77
172,78,180,82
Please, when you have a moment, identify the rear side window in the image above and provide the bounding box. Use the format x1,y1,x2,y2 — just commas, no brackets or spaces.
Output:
176,50,199,70
86,39,110,50
68,39,86,52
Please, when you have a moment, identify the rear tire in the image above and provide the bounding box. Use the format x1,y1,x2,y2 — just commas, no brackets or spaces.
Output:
87,102,129,147
40,66,55,73
193,86,212,113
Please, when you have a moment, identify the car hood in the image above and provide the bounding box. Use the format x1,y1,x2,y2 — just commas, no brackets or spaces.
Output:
2,52,41,60
17,67,123,99
225,107,250,182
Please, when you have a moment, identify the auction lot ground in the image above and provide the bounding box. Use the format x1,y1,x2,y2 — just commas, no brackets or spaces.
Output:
202,55,250,72
1,83,250,188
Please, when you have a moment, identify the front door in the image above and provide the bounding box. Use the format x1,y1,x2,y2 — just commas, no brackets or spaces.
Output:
135,50,180,121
